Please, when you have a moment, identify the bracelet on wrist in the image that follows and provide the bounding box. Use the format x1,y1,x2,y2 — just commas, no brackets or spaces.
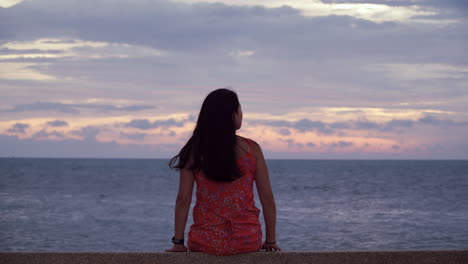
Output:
171,236,184,245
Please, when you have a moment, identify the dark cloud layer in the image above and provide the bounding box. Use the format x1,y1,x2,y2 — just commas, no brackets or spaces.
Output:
46,120,69,127
279,137,353,149
1,0,466,65
330,141,354,148
251,115,468,134
32,129,65,139
120,131,146,140
277,128,291,136
6,123,30,133
71,126,103,140
1,0,466,113
264,119,334,135
124,118,188,130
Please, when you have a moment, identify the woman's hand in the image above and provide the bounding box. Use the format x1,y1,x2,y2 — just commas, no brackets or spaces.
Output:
164,244,188,252
261,241,281,251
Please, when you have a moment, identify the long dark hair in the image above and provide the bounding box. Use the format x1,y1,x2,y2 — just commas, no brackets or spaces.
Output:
168,88,242,182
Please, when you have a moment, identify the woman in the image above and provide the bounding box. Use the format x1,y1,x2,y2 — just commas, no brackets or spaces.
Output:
165,88,280,255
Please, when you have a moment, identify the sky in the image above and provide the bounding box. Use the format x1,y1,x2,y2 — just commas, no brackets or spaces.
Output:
0,0,467,159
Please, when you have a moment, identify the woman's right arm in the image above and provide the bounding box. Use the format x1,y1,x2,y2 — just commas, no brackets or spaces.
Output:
253,141,278,245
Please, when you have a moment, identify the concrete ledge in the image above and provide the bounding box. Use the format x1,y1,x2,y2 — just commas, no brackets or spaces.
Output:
1,250,467,264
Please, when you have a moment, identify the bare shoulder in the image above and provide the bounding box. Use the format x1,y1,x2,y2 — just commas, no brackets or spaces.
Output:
249,138,260,150
246,138,263,162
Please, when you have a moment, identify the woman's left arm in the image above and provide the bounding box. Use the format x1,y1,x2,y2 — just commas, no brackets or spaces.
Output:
174,167,194,239
165,167,194,252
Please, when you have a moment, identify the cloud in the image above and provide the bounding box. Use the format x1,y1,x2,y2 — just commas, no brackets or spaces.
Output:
0,0,23,8
277,128,291,136
123,129,179,139
252,118,334,135
187,114,197,122
32,129,65,139
381,119,416,131
174,0,450,24
319,1,468,22
295,119,333,134
367,63,468,80
120,131,146,140
229,49,255,58
322,0,468,10
329,122,351,129
124,118,187,130
4,102,77,113
6,122,29,133
46,120,69,127
330,140,354,148
418,115,458,127
279,138,353,149
3,102,156,114
0,38,168,61
356,115,468,131
71,126,102,140
250,114,468,134
0,0,465,79
0,62,56,81
279,138,304,149
353,119,381,130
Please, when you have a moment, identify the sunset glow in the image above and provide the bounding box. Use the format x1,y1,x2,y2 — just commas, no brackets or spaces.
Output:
1,0,467,159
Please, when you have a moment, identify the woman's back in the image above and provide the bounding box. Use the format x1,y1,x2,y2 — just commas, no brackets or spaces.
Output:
187,137,262,255
166,89,279,254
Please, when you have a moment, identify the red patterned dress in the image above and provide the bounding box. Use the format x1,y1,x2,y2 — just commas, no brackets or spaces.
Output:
187,138,262,256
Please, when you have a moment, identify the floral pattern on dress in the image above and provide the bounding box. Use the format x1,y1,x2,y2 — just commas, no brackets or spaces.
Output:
187,138,262,256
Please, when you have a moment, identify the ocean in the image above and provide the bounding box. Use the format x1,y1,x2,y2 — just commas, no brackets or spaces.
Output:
1,158,467,252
